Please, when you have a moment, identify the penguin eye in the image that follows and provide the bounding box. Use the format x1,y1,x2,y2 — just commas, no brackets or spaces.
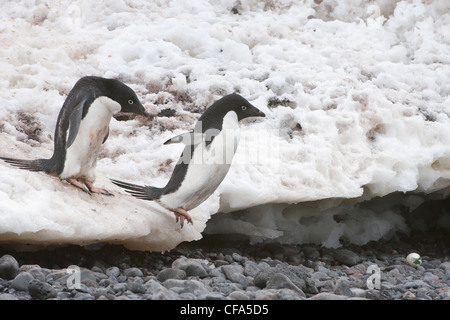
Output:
128,99,134,105
241,106,247,111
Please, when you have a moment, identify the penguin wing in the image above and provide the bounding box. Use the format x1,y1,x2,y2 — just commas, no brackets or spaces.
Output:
163,131,204,146
66,98,88,149
102,127,109,144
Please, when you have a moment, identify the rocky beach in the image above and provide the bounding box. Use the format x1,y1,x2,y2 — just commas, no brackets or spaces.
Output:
0,229,449,301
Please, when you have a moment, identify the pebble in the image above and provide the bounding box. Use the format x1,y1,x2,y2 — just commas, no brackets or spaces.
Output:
265,273,306,297
28,279,57,300
157,268,186,282
11,272,34,291
123,267,143,278
333,249,360,266
0,232,448,300
0,255,20,280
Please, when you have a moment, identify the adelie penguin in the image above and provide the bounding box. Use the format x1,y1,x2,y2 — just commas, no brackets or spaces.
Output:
112,93,265,227
0,76,149,195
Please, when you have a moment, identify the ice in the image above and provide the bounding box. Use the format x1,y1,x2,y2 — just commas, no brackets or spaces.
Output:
0,0,449,251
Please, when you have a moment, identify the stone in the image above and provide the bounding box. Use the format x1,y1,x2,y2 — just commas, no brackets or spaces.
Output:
333,279,353,296
0,254,20,280
123,267,143,278
308,292,349,300
150,286,180,300
303,246,320,260
127,282,146,294
28,279,57,300
243,261,261,278
228,291,250,300
28,267,46,282
172,258,209,278
440,262,450,274
350,287,367,298
106,266,120,278
254,264,308,290
11,272,34,291
0,293,19,300
221,265,249,288
163,279,210,297
156,268,186,282
333,249,360,266
266,273,306,297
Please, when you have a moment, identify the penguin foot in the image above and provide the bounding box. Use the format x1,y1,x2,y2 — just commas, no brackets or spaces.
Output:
85,181,114,196
67,178,91,195
173,208,193,228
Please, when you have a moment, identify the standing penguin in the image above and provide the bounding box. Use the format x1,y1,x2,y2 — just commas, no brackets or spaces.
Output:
111,93,265,226
0,76,149,195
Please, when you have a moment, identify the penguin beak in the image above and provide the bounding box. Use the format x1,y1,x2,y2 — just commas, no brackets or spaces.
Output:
256,109,266,117
136,103,151,117
250,105,266,118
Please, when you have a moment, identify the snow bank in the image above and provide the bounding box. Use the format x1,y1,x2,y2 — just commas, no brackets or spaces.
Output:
0,0,449,251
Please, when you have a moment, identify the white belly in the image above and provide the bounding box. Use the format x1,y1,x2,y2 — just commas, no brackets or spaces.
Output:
60,97,120,181
160,111,240,210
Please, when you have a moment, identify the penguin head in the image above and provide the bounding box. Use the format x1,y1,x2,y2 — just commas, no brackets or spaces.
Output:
227,94,266,121
202,93,265,124
104,79,149,117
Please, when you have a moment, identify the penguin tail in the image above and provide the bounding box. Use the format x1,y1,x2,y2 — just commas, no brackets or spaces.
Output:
0,157,50,173
110,179,162,201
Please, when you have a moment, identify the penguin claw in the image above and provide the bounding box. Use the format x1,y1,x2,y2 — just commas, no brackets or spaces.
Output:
173,208,193,228
85,181,114,196
67,178,91,195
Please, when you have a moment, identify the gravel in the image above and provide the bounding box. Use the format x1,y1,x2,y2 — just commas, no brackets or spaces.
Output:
0,231,448,300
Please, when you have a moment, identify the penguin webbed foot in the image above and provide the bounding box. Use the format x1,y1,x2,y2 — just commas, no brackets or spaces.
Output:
173,208,193,228
67,178,92,195
85,181,114,196
66,179,114,196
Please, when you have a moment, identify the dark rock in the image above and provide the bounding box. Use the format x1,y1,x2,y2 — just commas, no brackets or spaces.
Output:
254,264,308,290
303,246,320,260
0,255,20,280
172,258,209,278
333,249,361,266
28,279,57,300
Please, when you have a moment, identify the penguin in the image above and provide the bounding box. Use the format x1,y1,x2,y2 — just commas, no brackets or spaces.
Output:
0,76,149,195
111,93,265,226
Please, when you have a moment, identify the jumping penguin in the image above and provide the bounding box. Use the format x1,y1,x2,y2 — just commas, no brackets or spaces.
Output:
111,93,265,226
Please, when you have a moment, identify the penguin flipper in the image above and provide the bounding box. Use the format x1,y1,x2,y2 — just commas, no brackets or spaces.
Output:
0,157,47,172
66,98,87,150
102,127,109,144
163,131,203,146
110,179,162,201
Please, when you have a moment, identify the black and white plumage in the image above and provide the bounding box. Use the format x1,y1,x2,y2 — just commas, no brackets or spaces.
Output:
0,76,149,195
111,93,265,226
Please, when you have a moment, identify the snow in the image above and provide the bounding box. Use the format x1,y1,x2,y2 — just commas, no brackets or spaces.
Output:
0,0,449,251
